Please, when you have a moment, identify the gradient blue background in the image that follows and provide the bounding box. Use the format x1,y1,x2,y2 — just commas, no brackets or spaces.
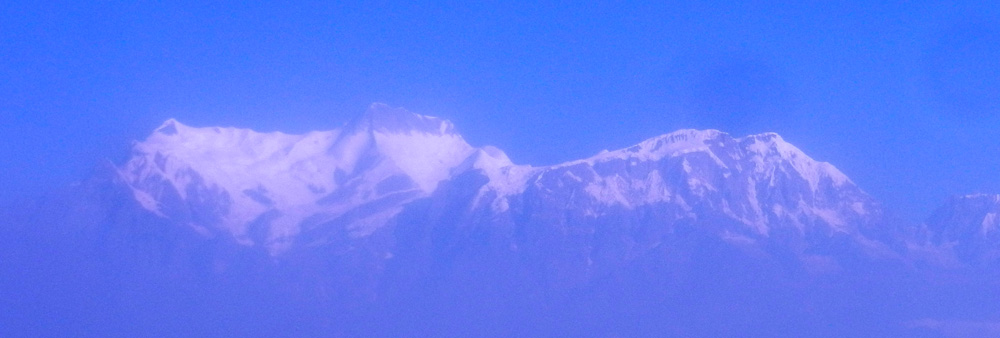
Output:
1,1,998,221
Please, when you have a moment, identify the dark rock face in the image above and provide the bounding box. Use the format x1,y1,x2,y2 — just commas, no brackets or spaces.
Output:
923,194,1000,266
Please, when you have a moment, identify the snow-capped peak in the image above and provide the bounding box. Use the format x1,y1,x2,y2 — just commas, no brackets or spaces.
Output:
582,129,724,163
578,129,850,190
117,105,477,253
155,118,183,135
344,103,475,192
531,129,870,235
348,102,459,136
740,132,852,189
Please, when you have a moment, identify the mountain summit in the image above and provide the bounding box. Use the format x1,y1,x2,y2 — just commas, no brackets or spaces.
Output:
348,102,460,136
505,128,875,236
114,105,883,258
118,104,477,253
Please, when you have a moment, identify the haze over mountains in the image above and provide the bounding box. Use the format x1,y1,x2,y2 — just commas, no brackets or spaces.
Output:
3,104,999,337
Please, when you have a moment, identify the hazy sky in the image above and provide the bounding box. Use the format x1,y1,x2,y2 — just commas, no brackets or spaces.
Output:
1,1,997,221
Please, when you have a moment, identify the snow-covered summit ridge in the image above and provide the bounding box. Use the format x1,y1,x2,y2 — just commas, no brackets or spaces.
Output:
347,102,459,136
579,128,851,189
532,128,868,235
118,104,486,252
115,104,874,252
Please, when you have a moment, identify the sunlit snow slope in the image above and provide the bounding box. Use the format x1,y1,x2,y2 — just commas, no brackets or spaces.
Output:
119,103,478,253
117,104,882,255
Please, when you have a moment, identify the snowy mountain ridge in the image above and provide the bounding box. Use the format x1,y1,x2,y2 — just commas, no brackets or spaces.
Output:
117,104,877,254
510,127,871,237
118,103,478,252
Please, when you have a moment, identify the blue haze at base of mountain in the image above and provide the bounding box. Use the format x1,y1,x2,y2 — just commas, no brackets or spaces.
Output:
2,173,999,337
2,220,996,337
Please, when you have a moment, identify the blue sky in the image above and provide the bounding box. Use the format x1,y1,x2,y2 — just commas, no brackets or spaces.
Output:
1,1,997,221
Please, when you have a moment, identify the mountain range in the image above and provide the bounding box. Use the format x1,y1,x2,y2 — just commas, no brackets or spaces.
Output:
3,103,998,337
